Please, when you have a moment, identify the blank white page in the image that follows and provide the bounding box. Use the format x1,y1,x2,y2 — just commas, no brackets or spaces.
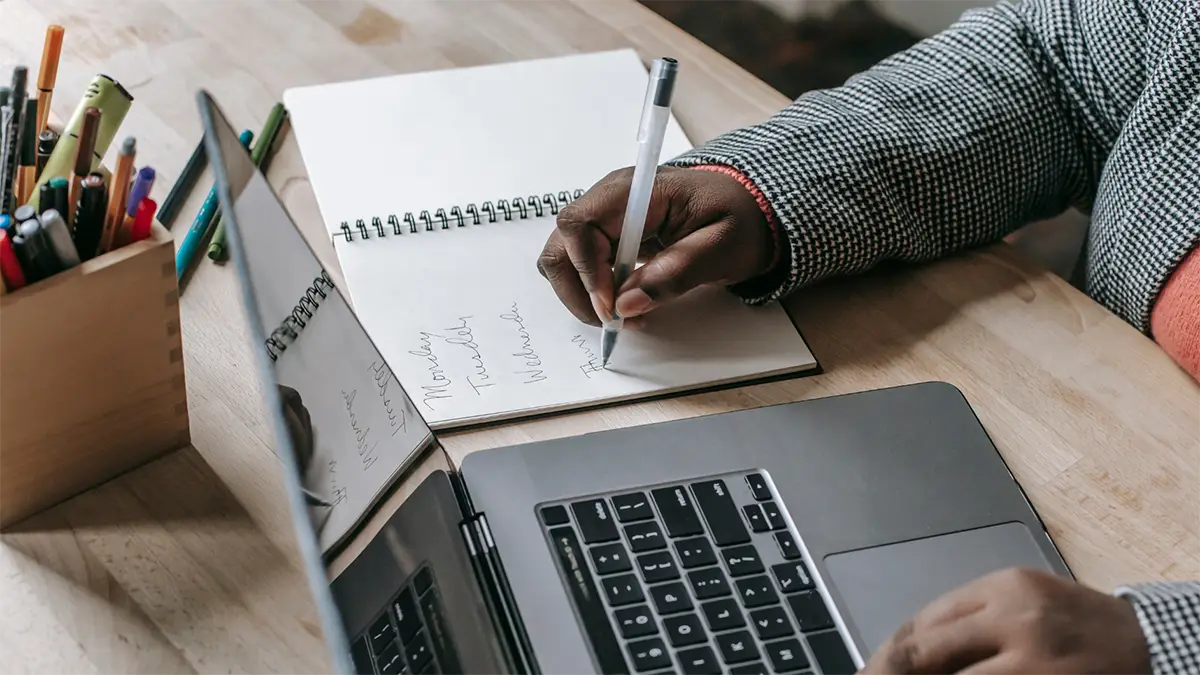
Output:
284,50,817,429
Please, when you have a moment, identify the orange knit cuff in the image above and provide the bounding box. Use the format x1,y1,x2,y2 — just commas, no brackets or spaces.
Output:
691,164,784,270
1150,246,1200,382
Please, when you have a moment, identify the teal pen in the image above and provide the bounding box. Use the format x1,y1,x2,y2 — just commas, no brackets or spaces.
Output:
176,129,252,282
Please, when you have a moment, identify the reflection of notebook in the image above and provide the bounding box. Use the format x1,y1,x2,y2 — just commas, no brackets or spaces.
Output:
283,49,818,430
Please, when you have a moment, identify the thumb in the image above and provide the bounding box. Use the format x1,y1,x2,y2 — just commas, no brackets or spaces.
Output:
614,225,734,318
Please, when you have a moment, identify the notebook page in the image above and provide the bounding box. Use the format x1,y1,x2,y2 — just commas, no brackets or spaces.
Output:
234,168,434,552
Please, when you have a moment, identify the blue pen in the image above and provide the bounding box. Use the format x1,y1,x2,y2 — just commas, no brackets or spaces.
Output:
175,129,251,282
127,165,156,217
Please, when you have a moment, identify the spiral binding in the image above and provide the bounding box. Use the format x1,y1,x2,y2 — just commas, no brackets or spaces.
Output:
337,189,587,242
265,270,336,362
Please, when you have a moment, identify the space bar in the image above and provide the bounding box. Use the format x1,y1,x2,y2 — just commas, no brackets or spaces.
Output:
549,527,629,674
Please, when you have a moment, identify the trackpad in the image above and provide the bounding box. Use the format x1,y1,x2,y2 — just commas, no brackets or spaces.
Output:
824,522,1053,657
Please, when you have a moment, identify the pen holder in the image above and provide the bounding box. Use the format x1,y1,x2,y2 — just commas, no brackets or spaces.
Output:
0,222,189,527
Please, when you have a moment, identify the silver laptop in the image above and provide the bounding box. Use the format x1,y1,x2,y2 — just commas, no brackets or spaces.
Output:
199,91,1070,675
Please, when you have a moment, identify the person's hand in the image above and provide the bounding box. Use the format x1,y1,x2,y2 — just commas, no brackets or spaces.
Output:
860,567,1151,674
278,384,314,472
537,166,778,326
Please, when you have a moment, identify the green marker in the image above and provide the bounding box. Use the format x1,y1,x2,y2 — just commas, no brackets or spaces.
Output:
207,102,287,261
28,74,132,212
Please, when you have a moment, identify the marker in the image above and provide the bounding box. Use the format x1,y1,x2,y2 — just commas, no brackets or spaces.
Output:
49,176,69,223
157,136,206,229
100,136,135,253
130,197,156,243
16,99,37,204
0,87,9,109
177,129,252,283
13,205,37,228
16,218,59,281
69,108,102,227
209,102,287,260
0,66,28,216
74,174,107,260
0,230,26,291
126,165,155,217
36,129,58,179
40,209,79,269
35,26,65,136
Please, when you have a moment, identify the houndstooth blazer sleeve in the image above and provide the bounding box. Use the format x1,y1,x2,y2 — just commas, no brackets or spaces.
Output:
1117,582,1200,675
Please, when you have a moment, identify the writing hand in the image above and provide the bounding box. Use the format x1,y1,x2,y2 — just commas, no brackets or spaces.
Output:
278,384,315,472
860,567,1150,674
537,166,778,326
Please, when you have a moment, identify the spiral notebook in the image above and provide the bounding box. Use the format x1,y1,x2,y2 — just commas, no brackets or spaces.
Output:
283,50,818,429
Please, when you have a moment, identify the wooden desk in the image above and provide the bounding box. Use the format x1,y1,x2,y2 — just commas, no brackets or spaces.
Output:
1,1,1197,672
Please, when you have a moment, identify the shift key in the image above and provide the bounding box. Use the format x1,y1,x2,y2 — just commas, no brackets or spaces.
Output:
691,480,750,546
651,486,704,537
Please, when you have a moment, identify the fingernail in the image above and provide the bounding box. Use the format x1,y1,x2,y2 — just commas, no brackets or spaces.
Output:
615,288,653,318
624,316,646,331
590,292,612,321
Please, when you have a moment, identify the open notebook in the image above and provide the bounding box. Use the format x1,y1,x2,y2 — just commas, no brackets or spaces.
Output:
283,49,818,429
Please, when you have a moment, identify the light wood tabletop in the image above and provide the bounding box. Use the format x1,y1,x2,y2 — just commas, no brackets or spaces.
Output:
1,1,1197,673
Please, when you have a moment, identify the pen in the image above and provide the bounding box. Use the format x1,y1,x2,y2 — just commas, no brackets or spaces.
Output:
16,99,37,204
209,102,287,261
40,208,78,269
1,66,28,216
35,26,65,137
157,136,206,229
16,217,60,281
0,87,9,109
126,165,155,217
49,176,69,221
37,182,54,216
129,197,156,243
100,136,135,253
600,57,678,367
36,129,58,179
176,129,252,283
0,229,26,291
74,174,107,260
69,107,101,227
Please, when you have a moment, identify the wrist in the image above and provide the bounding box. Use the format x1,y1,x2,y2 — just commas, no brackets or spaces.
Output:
689,164,783,275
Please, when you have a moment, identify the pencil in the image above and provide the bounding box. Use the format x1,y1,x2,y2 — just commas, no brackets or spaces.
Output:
208,103,287,261
68,107,101,227
36,26,64,137
176,129,252,284
16,99,37,205
100,136,135,253
157,135,206,229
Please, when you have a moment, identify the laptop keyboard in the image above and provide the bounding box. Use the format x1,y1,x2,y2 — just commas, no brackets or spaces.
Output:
540,471,857,675
349,566,461,675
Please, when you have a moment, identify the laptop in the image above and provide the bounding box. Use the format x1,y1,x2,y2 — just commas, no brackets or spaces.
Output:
199,91,1071,675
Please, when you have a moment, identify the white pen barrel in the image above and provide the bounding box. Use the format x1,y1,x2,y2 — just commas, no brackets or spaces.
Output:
612,104,671,295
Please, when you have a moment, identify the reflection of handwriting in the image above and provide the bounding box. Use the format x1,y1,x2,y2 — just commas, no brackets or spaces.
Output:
328,460,348,506
500,302,547,384
444,316,496,395
369,361,407,437
409,332,453,409
343,389,379,471
572,334,606,378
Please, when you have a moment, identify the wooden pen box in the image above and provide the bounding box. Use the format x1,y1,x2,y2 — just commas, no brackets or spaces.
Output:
0,223,190,527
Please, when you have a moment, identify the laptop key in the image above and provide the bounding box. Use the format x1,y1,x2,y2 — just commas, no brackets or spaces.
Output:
637,551,680,583
745,473,771,501
351,637,374,675
729,662,768,675
736,575,779,608
615,605,658,639
414,568,433,596
625,521,668,553
764,638,810,673
375,641,405,675
628,637,672,672
591,542,633,575
787,591,833,632
650,486,704,538
676,645,721,675
674,537,717,568
663,612,706,647
690,480,750,546
393,587,423,644
604,573,646,606
650,581,693,615
701,598,746,631
369,611,398,654
547,527,629,674
742,504,770,533
763,502,786,531
808,631,857,674
722,545,765,577
775,531,801,560
772,562,815,594
750,606,794,640
572,500,619,543
687,566,731,599
540,505,569,526
405,630,433,673
612,492,655,523
418,588,461,675
715,630,760,664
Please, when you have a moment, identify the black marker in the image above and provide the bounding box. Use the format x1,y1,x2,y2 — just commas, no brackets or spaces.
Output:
36,128,57,180
16,218,60,281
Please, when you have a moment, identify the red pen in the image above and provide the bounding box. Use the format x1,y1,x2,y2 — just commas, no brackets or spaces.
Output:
130,198,156,243
0,230,27,291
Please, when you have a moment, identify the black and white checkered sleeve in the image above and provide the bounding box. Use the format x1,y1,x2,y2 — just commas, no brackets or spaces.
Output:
665,0,1133,304
1116,582,1200,675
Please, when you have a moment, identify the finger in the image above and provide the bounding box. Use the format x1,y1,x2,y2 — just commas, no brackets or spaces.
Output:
862,612,1002,674
613,221,744,317
958,653,1024,674
538,230,602,325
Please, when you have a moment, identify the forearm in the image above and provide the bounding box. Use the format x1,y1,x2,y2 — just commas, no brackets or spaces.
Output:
668,0,1110,303
1116,581,1200,674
